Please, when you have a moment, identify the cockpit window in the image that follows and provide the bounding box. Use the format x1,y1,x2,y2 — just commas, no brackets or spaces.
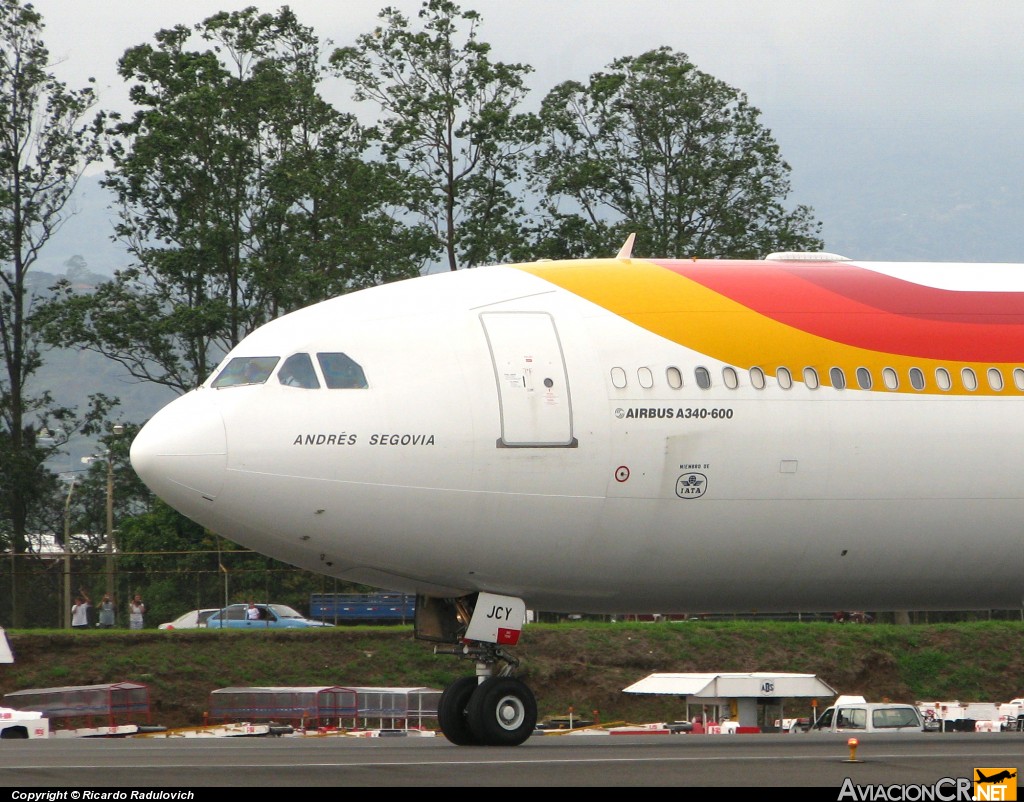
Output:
211,356,280,388
278,353,321,389
317,353,368,389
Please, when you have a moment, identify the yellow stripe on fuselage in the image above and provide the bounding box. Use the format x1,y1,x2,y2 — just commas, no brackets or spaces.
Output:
518,259,1019,396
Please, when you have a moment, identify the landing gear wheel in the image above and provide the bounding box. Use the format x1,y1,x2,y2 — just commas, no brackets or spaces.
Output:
466,676,537,746
437,676,481,745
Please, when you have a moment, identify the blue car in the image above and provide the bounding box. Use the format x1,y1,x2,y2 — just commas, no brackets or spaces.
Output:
205,603,334,629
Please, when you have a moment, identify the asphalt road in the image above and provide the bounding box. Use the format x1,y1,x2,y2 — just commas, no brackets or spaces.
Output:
0,731,1020,789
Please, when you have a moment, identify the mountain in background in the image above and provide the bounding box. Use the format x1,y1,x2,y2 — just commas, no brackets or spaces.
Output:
779,111,1024,263
38,175,128,279
26,258,176,474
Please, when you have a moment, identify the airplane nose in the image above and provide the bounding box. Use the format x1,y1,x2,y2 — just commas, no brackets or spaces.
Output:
130,391,227,505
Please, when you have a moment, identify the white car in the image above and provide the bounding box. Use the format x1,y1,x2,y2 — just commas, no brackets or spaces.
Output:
809,702,925,733
158,608,219,630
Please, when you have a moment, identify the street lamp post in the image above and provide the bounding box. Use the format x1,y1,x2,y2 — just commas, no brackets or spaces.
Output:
83,424,125,606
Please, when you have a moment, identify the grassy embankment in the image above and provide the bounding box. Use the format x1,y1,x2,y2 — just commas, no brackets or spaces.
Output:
0,620,1020,730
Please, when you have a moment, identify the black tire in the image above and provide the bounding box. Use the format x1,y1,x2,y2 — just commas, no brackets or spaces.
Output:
437,676,481,746
466,677,537,746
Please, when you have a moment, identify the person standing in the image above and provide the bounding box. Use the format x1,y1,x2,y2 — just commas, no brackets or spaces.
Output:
71,589,91,629
97,593,116,628
128,594,146,630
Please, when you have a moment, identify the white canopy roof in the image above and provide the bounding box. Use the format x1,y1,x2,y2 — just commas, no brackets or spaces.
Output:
623,673,836,702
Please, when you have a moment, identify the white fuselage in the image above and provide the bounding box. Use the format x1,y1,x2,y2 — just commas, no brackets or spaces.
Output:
130,259,1024,614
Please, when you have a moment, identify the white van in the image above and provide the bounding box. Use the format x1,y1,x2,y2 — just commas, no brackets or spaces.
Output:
810,702,924,733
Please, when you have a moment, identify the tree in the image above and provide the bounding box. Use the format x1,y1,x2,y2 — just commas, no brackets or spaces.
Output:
332,0,540,270
67,419,147,551
114,499,219,625
116,500,334,625
39,7,431,395
0,0,105,625
532,47,823,259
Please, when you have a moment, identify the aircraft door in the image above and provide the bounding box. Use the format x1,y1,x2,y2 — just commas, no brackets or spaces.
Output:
480,312,576,447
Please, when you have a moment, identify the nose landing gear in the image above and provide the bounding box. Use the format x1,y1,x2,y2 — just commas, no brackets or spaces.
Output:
418,592,537,746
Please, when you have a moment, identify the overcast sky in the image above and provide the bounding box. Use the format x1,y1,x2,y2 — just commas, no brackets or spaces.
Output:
28,0,1024,261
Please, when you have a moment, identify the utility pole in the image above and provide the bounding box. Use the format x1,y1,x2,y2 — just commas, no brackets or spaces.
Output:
105,451,114,600
84,424,124,605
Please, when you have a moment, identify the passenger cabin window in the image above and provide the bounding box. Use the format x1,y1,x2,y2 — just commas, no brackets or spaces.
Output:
829,367,846,390
935,367,951,391
611,367,627,389
961,367,978,391
212,356,280,388
803,367,819,390
856,367,872,390
776,367,793,390
666,367,683,389
722,366,739,389
278,353,320,389
749,367,766,390
988,368,1004,391
317,353,368,389
695,366,711,389
909,367,925,391
1015,368,1024,391
882,367,899,390
638,367,654,389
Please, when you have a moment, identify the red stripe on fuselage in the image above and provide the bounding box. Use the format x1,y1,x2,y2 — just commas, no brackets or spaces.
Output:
658,260,1024,362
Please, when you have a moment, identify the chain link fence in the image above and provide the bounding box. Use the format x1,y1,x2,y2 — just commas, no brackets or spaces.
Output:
0,550,358,629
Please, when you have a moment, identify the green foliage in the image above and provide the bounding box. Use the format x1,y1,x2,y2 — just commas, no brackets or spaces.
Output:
39,6,431,395
332,0,540,270
3,621,1021,732
112,498,350,624
0,0,106,625
532,46,824,259
11,6,834,635
45,664,70,681
895,648,952,697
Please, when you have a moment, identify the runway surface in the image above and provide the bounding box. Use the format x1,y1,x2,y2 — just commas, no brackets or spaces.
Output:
0,732,1020,788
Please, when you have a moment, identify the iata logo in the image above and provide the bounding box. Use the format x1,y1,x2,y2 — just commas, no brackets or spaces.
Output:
676,473,707,498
